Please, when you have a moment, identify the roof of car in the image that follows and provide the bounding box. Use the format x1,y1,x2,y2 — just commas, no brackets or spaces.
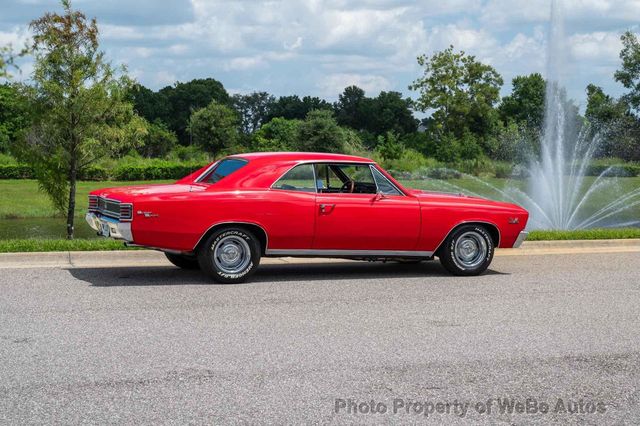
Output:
228,152,374,163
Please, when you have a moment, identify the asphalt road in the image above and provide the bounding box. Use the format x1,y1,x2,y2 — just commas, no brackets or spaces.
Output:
1,252,639,424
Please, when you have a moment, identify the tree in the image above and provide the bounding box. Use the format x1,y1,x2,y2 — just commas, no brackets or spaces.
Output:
614,31,640,115
368,91,418,137
297,110,345,153
129,79,229,144
188,101,239,158
334,86,417,141
128,83,170,125
16,0,145,239
0,84,31,152
410,46,503,156
499,73,546,130
137,119,177,158
160,78,229,144
0,46,15,79
586,84,640,160
265,95,332,121
252,117,301,152
334,85,367,129
232,92,275,134
375,131,403,161
0,44,28,79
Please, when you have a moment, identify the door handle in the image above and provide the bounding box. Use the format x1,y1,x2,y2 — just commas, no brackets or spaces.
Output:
319,204,335,214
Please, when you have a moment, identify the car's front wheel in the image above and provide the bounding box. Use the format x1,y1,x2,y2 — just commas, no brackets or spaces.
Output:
165,252,200,270
438,225,494,276
197,227,261,284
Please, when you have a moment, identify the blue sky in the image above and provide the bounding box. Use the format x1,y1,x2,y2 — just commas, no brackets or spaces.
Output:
1,0,638,108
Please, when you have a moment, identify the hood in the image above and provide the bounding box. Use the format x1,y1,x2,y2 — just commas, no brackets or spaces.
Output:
409,189,526,212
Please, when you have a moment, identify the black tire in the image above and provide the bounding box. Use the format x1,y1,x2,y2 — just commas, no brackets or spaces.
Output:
165,252,200,270
197,227,261,284
438,224,494,276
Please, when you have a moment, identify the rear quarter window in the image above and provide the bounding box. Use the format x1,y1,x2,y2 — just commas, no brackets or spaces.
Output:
200,158,248,184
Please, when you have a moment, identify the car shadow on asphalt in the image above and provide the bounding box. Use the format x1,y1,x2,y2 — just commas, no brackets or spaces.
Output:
68,261,508,287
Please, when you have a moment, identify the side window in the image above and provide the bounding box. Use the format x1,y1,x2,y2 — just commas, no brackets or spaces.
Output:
371,167,402,195
315,163,378,194
272,164,316,193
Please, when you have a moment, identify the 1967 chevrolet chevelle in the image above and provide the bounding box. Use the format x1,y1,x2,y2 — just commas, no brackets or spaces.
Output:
86,152,529,283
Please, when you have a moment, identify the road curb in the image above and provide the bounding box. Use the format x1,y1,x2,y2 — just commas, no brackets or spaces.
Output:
0,239,638,269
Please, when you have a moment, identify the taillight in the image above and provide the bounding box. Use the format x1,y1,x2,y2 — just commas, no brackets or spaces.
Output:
119,203,133,221
88,195,98,211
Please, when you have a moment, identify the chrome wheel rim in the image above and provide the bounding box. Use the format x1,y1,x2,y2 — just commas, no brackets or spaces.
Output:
213,235,251,275
454,231,487,269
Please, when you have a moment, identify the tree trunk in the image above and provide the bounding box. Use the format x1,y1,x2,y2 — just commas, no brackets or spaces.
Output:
66,159,77,240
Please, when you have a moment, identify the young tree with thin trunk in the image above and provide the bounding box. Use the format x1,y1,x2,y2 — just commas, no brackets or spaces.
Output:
16,0,145,239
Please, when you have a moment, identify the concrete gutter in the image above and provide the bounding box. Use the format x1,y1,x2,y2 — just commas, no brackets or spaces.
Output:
0,239,638,269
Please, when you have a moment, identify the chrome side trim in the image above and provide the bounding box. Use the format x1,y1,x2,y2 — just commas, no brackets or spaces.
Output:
432,220,502,255
265,249,434,258
512,231,529,248
192,221,270,252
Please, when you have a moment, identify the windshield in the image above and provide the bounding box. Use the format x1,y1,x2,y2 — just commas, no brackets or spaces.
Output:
200,158,248,184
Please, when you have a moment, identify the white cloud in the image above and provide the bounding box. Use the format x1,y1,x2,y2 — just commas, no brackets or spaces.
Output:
481,0,640,27
284,36,303,51
224,56,267,71
150,70,176,87
0,26,30,47
0,0,634,103
569,31,622,62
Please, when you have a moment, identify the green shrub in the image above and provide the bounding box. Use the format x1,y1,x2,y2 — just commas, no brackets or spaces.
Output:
494,162,513,178
0,153,19,165
112,161,207,180
0,158,208,181
167,145,212,162
426,168,463,180
79,165,109,181
0,164,34,178
453,158,497,177
383,148,433,172
585,163,640,177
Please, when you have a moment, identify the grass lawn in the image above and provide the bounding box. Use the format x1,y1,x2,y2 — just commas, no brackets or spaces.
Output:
0,238,136,253
0,179,173,219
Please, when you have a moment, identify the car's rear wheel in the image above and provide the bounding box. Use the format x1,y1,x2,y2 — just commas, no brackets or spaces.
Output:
165,253,200,270
197,227,261,284
438,224,494,276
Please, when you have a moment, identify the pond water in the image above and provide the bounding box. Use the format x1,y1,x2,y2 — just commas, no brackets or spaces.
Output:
0,217,99,239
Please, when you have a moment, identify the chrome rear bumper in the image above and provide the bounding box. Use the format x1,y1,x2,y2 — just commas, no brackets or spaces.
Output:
513,231,529,248
85,212,133,242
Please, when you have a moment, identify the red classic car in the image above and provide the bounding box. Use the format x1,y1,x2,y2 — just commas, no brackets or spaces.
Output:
86,152,529,283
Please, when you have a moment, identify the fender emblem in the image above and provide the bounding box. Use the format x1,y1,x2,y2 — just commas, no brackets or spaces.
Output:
508,217,519,224
137,210,159,218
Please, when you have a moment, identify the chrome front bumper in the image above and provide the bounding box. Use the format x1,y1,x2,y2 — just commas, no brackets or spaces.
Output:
85,212,133,242
513,231,529,248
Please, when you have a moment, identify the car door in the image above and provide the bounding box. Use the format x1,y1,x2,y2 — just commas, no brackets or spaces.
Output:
312,163,421,251
265,163,317,250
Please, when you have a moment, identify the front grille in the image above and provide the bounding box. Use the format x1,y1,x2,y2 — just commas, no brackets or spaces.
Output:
88,196,133,222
